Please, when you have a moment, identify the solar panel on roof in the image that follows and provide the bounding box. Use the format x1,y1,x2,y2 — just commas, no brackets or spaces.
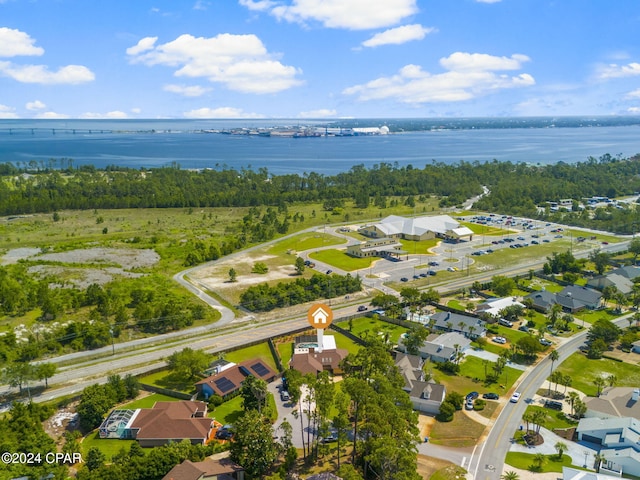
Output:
214,378,236,393
251,362,269,376
239,365,251,377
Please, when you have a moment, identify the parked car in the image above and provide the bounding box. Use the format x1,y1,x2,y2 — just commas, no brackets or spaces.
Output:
400,277,409,282
280,391,290,401
539,338,553,346
216,425,234,440
326,269,332,274
321,434,338,443
466,391,479,401
483,392,499,400
544,400,563,411
492,336,507,344
357,305,368,312
518,325,529,332
465,400,474,410
419,272,428,278
498,318,513,327
428,270,437,276
510,392,521,403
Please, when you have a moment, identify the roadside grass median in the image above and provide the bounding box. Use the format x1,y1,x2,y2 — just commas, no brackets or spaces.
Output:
505,451,573,472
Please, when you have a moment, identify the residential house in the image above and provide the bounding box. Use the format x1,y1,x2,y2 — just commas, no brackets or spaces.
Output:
583,387,640,419
524,285,602,313
99,401,213,448
576,416,640,477
195,358,277,400
562,466,621,480
430,311,486,339
394,352,446,414
162,454,245,480
587,266,640,296
289,334,349,375
476,297,525,318
632,340,640,354
358,214,473,243
398,332,470,363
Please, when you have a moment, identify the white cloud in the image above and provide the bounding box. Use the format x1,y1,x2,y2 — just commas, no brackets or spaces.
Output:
0,61,95,84
35,111,70,119
627,88,640,99
628,107,640,113
362,24,434,48
298,108,337,118
193,0,210,10
0,27,44,57
126,37,158,56
127,33,302,94
131,108,142,114
183,107,265,118
440,52,530,72
164,84,211,97
268,0,418,30
80,111,129,119
598,62,640,79
343,52,534,104
26,100,46,111
0,104,19,119
239,0,276,11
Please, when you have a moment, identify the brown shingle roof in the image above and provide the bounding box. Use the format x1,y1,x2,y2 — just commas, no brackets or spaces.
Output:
162,457,244,480
290,348,348,375
130,401,212,442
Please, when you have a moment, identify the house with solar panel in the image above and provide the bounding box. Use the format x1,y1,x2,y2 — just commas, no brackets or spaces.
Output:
195,358,277,400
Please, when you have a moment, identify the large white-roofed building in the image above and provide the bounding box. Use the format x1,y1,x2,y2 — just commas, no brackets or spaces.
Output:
358,214,473,243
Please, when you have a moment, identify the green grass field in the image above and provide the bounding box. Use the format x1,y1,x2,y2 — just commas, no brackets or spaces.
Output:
428,410,487,447
523,405,579,430
224,342,279,371
267,232,346,255
334,316,409,344
82,430,135,460
555,352,640,396
505,452,574,472
120,393,182,409
308,248,375,271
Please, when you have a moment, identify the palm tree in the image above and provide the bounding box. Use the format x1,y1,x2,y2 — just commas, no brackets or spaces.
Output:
468,325,476,339
567,391,579,416
522,411,534,435
532,452,547,471
501,471,520,480
555,441,568,459
532,409,546,436
594,377,607,397
606,374,616,387
594,452,606,472
458,321,466,336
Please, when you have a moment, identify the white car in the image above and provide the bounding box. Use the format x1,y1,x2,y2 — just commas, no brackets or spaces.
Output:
492,336,507,344
510,392,521,403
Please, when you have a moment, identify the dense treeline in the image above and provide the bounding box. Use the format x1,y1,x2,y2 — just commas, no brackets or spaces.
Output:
239,273,362,311
3,153,640,231
0,267,207,367
0,402,68,479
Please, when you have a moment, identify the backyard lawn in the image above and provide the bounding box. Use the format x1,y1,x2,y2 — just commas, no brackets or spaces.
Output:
82,430,135,460
334,316,409,344
137,370,197,394
225,342,279,371
555,352,640,397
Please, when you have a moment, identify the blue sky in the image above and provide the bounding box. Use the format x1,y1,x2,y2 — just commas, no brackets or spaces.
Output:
1,0,639,119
